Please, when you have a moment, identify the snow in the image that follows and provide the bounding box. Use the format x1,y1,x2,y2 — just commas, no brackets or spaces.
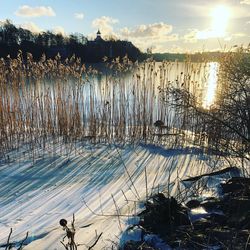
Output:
0,141,243,249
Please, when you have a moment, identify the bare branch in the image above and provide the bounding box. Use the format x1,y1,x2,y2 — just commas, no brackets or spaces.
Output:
17,232,29,250
5,228,12,250
88,232,103,250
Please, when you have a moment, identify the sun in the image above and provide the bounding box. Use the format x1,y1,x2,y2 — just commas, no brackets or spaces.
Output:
196,5,231,39
211,5,230,37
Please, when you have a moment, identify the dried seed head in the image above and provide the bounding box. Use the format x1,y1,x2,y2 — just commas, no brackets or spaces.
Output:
59,219,67,227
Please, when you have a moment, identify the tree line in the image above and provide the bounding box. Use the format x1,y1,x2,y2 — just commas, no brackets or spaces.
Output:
0,20,142,62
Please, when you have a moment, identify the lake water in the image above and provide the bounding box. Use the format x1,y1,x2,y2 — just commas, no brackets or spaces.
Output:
2,61,219,143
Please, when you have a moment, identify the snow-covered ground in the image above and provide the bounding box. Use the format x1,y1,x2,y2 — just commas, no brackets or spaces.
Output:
0,141,241,249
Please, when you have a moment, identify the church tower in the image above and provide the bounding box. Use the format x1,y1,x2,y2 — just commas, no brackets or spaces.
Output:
95,30,103,42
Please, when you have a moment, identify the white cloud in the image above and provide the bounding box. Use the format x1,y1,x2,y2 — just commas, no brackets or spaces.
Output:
20,22,43,33
74,13,84,20
91,18,178,51
224,32,248,41
169,45,189,54
233,6,250,18
184,27,229,42
53,26,65,36
120,23,173,38
15,5,56,17
0,20,6,27
118,22,178,52
240,0,250,5
92,16,119,35
233,32,247,37
196,29,219,40
184,29,199,43
149,44,164,53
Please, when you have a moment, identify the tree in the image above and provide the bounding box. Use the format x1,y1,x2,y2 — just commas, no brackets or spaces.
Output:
166,47,250,163
18,28,33,42
216,47,250,158
2,20,18,44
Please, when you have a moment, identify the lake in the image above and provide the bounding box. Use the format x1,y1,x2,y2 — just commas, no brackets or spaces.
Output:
0,61,219,150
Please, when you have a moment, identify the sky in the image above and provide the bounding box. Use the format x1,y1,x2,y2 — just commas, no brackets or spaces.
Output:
0,0,250,53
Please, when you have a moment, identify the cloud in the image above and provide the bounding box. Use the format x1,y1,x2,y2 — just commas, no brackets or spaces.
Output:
223,33,247,41
169,45,189,54
184,29,199,43
15,5,56,17
184,26,229,42
240,0,250,5
92,16,119,35
53,26,66,36
232,32,247,37
91,18,178,51
120,22,173,38
90,19,181,52
0,20,6,27
74,13,84,20
232,6,250,18
118,22,178,52
20,22,43,33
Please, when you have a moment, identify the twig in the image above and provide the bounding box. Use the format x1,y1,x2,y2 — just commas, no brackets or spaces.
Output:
79,223,93,229
88,232,103,250
17,232,29,250
121,189,128,203
113,142,140,200
111,194,122,231
82,198,134,217
72,214,75,230
245,233,250,250
144,166,148,200
98,192,104,214
59,215,77,250
60,241,68,250
5,228,12,250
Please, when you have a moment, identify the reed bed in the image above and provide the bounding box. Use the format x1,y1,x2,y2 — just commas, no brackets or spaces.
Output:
0,51,221,158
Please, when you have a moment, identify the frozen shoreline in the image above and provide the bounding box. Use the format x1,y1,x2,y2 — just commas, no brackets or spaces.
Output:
0,142,244,249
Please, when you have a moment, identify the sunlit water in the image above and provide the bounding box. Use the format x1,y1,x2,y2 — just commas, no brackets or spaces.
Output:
203,62,219,108
5,61,219,132
81,61,219,110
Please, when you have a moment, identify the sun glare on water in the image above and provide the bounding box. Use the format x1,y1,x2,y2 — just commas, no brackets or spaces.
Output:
203,62,219,109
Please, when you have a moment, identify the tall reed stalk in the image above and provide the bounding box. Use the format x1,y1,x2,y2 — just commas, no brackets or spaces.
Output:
0,52,216,158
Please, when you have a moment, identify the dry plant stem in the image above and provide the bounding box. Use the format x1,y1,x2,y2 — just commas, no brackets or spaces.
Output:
144,166,148,200
113,142,140,200
82,198,135,217
88,232,103,250
72,214,75,230
245,233,250,250
0,55,217,158
111,194,122,231
121,189,128,203
17,232,29,250
61,214,77,250
60,241,68,249
5,228,12,250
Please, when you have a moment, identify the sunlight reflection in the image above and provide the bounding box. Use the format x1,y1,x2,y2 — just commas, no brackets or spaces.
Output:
203,62,219,109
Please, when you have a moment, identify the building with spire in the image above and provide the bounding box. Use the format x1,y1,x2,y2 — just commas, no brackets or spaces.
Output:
84,29,141,62
94,30,104,42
